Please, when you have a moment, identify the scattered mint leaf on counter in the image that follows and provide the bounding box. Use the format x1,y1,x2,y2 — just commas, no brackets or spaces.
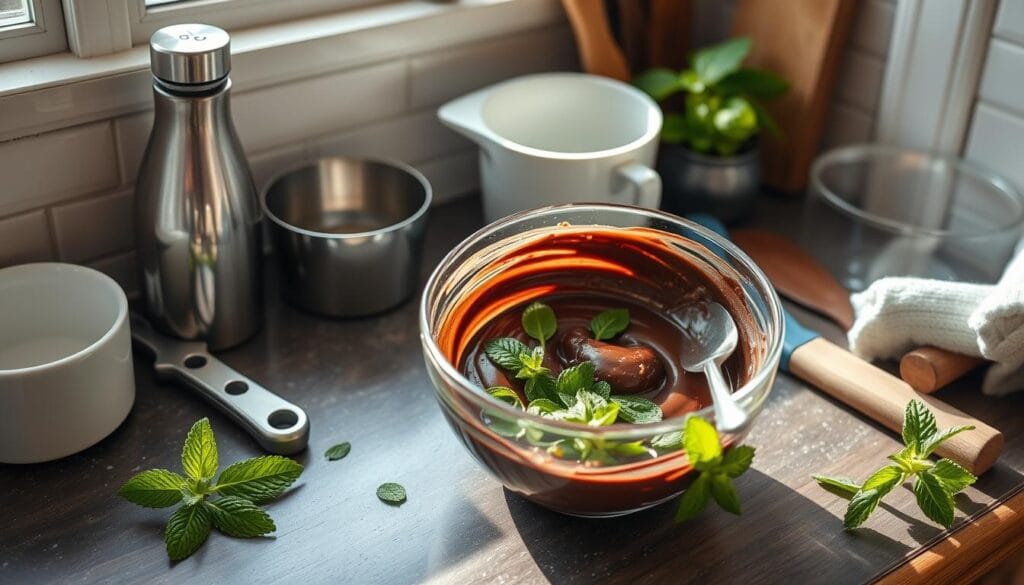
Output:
675,416,756,523
521,301,557,345
118,418,303,561
325,442,352,461
377,483,407,505
815,400,976,529
590,308,630,341
118,469,189,509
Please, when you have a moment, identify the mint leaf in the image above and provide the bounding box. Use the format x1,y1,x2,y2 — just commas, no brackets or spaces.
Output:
651,431,683,451
486,386,524,410
182,418,218,483
611,395,663,424
684,416,722,469
675,472,711,522
813,475,861,499
720,445,756,478
205,496,276,538
693,37,751,84
913,472,955,528
524,374,558,403
710,473,741,515
902,400,938,452
592,380,612,400
590,309,630,341
556,362,596,398
377,482,407,505
861,465,904,496
118,469,188,508
515,346,549,380
484,338,529,371
844,489,883,529
165,502,212,561
521,302,557,345
214,455,303,503
927,459,976,493
920,425,975,457
526,398,563,417
610,441,653,457
324,442,352,461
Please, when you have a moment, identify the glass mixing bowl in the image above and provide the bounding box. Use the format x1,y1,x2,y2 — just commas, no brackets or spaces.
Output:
419,204,784,517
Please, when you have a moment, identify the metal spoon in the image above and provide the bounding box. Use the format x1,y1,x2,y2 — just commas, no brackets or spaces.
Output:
675,302,748,433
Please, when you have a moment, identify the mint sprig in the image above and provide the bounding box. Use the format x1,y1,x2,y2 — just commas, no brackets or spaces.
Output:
814,400,976,529
521,301,557,345
118,418,303,560
675,416,755,522
590,308,630,341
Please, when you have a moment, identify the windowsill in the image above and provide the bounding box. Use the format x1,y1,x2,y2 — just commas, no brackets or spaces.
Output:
0,0,564,140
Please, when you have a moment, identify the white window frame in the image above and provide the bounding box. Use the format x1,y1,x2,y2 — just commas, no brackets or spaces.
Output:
63,0,386,57
0,0,67,63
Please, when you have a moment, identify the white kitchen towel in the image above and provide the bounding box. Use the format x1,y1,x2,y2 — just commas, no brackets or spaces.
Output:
848,238,1024,395
968,241,1024,395
847,278,989,359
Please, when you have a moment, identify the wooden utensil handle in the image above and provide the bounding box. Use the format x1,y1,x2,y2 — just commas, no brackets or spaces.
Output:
790,338,1003,475
900,347,986,393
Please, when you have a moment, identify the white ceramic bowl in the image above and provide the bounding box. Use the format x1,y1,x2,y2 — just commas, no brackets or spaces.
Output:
0,263,134,463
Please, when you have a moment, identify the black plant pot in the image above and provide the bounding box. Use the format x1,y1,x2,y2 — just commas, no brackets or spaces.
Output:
656,142,761,223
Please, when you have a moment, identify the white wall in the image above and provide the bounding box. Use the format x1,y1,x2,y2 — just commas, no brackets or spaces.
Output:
0,21,578,295
962,0,1024,191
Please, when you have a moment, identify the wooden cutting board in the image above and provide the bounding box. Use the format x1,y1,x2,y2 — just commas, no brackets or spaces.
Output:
732,0,856,193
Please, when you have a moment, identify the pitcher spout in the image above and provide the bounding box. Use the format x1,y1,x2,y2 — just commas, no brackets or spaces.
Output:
437,87,496,152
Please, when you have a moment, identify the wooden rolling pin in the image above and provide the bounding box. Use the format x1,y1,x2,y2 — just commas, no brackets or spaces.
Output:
791,338,1003,475
900,347,986,393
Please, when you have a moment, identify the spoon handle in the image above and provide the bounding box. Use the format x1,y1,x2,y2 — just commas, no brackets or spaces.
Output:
789,337,1002,475
704,362,749,433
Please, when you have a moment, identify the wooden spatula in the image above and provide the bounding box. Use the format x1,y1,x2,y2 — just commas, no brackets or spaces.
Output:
561,0,630,81
732,229,984,393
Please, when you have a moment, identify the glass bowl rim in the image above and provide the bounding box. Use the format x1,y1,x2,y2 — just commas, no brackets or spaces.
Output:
418,203,785,439
810,143,1024,239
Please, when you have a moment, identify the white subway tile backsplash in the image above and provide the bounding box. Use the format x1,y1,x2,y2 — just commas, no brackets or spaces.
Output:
964,103,1024,189
232,61,406,153
51,190,134,263
0,122,119,217
995,0,1024,46
834,50,886,113
88,251,139,299
249,143,311,194
413,150,479,205
979,38,1024,119
311,110,472,163
850,0,896,57
408,25,577,109
822,103,875,148
0,211,54,267
115,111,153,185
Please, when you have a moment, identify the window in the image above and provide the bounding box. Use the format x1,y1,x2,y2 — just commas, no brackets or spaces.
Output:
124,0,386,48
0,0,66,63
2,0,385,61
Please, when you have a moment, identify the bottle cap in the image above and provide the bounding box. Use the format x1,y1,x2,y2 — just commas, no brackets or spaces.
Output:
149,24,230,86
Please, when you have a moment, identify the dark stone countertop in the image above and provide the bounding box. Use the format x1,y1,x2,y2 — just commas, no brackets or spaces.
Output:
2,195,1023,585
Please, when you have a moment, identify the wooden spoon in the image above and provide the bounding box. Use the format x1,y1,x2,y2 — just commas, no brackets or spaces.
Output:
731,229,984,393
561,0,630,81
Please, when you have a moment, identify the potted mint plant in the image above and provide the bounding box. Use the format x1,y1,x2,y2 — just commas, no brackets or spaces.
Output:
634,37,788,221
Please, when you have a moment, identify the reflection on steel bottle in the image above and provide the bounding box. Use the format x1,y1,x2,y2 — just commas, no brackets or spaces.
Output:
136,24,262,351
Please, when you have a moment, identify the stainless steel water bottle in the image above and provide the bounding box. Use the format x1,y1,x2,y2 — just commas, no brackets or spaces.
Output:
136,24,262,351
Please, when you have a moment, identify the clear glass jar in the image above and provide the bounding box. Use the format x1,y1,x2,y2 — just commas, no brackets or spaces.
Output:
419,204,783,517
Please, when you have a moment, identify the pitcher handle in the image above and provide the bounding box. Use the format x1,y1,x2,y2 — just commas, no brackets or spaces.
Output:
616,162,662,209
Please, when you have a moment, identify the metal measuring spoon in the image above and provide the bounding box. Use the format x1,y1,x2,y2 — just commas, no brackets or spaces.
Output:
675,302,748,433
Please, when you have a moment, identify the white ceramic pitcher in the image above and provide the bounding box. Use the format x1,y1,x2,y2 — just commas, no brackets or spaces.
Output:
438,73,663,222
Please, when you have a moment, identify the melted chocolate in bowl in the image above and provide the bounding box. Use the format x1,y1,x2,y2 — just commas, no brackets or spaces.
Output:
431,223,768,516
